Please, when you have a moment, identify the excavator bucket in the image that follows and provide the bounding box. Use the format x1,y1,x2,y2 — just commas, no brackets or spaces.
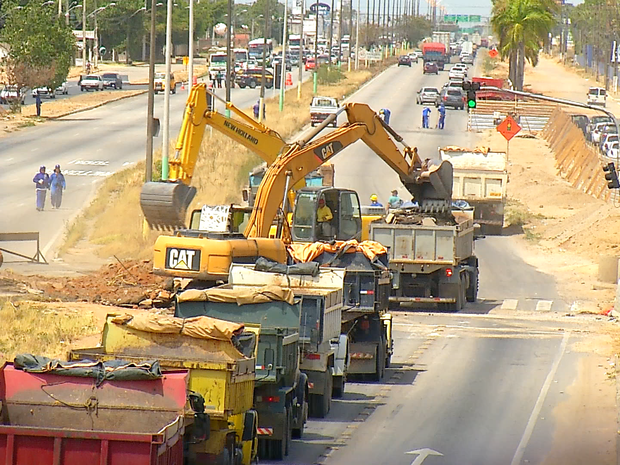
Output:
403,160,454,213
140,181,197,230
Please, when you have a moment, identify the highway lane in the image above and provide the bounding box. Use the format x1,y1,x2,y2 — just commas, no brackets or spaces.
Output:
255,58,604,464
0,68,310,259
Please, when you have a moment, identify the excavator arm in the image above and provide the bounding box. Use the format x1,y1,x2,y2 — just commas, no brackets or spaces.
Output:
244,102,453,239
140,84,287,230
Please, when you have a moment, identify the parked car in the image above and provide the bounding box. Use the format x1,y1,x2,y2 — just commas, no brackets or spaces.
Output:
587,115,614,141
31,87,56,99
423,61,439,74
587,86,606,106
305,58,316,71
570,114,589,137
101,73,123,89
80,75,104,92
417,87,440,104
601,133,619,153
0,85,26,104
55,82,68,95
235,68,274,89
398,55,412,67
436,88,465,110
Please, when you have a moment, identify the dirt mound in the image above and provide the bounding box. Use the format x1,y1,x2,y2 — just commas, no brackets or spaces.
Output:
7,260,170,307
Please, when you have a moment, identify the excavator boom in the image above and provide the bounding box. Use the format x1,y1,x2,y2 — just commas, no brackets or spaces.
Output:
139,84,287,230
244,102,454,239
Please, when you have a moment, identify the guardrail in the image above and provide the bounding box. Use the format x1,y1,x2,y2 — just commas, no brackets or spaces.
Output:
0,232,48,264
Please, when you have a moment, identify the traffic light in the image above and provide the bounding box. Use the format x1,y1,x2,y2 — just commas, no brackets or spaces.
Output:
462,81,481,109
603,162,620,189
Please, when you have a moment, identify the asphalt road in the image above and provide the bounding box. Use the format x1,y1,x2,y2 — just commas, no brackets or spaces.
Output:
0,66,310,261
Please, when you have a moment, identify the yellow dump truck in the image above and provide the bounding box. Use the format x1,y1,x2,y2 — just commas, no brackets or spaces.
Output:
69,313,257,465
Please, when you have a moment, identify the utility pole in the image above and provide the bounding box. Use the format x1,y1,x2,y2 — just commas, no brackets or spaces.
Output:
188,0,194,94
354,0,359,69
161,0,173,180
259,0,269,122
279,0,288,111
145,0,157,183
348,0,353,62
328,0,335,60
82,0,87,72
298,0,304,99
338,0,343,65
314,0,319,93
225,0,232,117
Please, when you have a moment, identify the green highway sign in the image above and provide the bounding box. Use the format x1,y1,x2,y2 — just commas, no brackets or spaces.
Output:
469,15,481,22
457,14,469,21
444,14,456,22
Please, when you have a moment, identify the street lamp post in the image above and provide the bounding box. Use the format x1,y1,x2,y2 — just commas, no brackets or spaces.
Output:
279,0,288,111
354,0,359,69
162,0,173,180
90,3,115,69
259,2,269,123
82,0,87,72
146,0,158,183
225,0,233,116
298,1,304,100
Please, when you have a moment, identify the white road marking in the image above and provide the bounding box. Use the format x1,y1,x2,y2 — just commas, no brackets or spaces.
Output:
64,170,112,177
511,331,570,465
536,300,553,311
31,148,38,152
406,448,443,465
501,299,519,310
6,158,13,161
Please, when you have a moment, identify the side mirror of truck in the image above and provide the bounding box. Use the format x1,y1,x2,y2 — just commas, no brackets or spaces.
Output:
242,410,258,442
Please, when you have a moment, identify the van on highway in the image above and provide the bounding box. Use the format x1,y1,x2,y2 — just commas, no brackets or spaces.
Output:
587,87,606,106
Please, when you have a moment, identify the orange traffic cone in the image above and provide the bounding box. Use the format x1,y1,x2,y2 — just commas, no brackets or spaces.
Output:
181,81,185,91
193,76,198,86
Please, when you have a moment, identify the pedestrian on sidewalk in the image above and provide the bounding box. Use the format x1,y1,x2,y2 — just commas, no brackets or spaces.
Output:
35,91,42,117
50,164,66,209
422,107,431,128
33,166,50,211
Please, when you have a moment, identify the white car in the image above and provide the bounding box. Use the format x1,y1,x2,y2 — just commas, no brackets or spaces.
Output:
461,54,474,64
55,82,68,95
601,133,619,153
31,87,56,99
452,63,468,76
0,85,26,105
449,68,466,80
80,75,104,92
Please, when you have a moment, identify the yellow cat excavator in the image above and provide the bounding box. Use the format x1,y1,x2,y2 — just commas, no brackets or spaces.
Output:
146,90,453,284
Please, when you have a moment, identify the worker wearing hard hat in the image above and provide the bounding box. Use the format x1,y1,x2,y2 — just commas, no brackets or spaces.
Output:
316,197,334,239
370,194,383,207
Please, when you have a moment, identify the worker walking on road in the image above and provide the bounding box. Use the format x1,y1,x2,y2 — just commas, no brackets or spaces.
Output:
33,166,50,211
50,164,66,209
437,103,446,130
422,107,431,128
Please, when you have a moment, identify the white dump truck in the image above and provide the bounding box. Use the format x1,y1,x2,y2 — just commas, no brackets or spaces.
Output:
439,146,508,235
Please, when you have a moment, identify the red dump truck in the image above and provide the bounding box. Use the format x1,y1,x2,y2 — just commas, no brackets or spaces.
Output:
0,361,189,465
422,42,447,70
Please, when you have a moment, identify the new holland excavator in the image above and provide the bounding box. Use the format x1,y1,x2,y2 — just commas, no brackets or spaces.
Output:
140,85,288,231
142,84,453,283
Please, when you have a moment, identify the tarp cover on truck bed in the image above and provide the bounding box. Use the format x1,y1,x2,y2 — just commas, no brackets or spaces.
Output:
287,240,387,263
110,313,245,341
14,354,161,385
178,284,295,305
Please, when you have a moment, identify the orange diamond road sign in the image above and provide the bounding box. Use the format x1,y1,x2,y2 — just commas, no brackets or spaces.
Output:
497,115,521,141
488,48,499,58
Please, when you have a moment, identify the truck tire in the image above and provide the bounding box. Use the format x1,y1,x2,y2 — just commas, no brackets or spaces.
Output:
249,79,257,89
372,343,385,381
466,270,478,302
332,375,345,398
284,406,292,457
292,375,307,439
309,372,332,418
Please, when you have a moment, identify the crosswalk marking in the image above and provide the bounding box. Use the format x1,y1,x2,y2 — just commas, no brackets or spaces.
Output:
535,300,553,311
501,299,519,310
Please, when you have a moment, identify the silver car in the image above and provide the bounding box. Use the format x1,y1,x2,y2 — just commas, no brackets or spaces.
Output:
436,88,465,110
417,87,440,105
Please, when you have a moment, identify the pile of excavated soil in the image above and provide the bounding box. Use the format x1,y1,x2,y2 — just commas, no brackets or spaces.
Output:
9,260,170,307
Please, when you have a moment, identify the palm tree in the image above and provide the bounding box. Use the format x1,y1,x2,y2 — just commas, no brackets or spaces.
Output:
491,0,557,90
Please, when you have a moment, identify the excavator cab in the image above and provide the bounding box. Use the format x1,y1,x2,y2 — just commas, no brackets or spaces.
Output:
291,187,362,242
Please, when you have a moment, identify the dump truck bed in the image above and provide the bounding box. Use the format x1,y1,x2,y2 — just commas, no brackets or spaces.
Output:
0,363,187,465
370,219,474,268
69,315,255,420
